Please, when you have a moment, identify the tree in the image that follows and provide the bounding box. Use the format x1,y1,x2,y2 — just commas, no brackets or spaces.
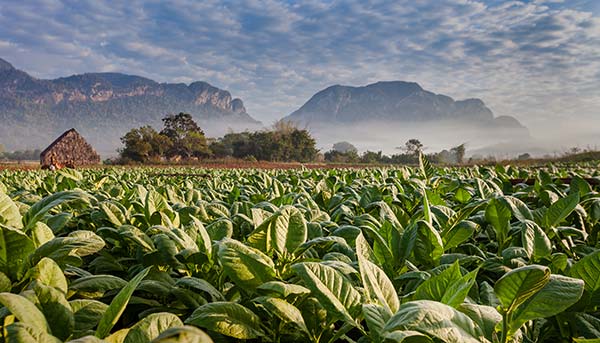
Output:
120,126,172,162
332,141,358,154
160,113,210,159
450,143,466,164
404,139,424,156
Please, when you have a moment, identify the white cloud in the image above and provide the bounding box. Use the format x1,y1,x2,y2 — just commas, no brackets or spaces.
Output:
0,0,597,133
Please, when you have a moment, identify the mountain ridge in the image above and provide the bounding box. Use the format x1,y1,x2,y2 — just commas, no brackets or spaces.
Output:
284,80,524,130
0,58,261,153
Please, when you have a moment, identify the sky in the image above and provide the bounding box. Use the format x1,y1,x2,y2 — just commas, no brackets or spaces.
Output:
0,0,599,135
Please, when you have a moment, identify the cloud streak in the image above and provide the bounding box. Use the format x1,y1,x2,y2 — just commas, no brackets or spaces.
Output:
0,0,598,139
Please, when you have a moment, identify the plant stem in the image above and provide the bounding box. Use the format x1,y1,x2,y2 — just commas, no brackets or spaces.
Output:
500,312,509,343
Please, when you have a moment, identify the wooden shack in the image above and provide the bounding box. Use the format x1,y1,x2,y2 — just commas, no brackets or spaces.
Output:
40,129,101,168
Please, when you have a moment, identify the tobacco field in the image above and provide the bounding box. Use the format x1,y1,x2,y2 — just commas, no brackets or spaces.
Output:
1,160,600,342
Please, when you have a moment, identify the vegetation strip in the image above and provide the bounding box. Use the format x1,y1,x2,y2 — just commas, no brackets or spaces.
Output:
0,157,599,342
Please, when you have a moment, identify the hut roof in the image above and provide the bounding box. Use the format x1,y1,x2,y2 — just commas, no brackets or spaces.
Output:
40,128,79,157
40,128,100,167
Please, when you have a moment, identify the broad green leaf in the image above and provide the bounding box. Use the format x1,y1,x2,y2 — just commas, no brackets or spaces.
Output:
268,206,308,256
0,292,49,333
356,234,399,313
189,216,212,258
458,304,501,342
383,300,487,343
217,238,275,291
253,296,309,335
507,274,583,335
95,267,151,338
33,281,74,340
70,299,109,337
543,192,580,228
0,271,10,292
570,250,600,305
23,190,89,231
493,265,550,313
175,277,224,302
0,191,22,228
256,281,310,298
485,198,512,245
363,304,391,342
185,302,264,339
0,225,35,280
414,261,477,308
29,257,68,294
382,330,433,343
414,221,443,267
70,275,127,298
292,262,362,323
150,326,214,343
123,313,183,343
442,220,476,250
5,322,61,343
520,220,552,261
100,202,126,227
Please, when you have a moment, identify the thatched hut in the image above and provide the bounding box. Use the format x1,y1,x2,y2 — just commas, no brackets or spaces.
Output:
40,129,100,168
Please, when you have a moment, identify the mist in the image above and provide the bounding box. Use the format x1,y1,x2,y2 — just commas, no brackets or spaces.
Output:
305,118,600,159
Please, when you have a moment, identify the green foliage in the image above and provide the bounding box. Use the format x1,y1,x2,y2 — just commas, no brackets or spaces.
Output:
0,163,599,342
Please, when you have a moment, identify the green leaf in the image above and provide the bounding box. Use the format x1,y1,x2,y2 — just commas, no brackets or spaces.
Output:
543,192,580,228
5,322,61,343
185,301,264,339
23,190,89,231
485,198,512,245
414,261,478,308
383,300,487,343
414,221,443,267
493,265,550,313
123,312,183,343
570,250,600,305
442,220,476,250
70,275,127,298
520,220,552,261
0,292,50,333
256,281,310,298
32,281,74,340
0,191,23,228
29,257,68,294
419,152,435,181
356,234,399,313
362,304,391,342
253,296,309,335
175,277,224,302
189,216,212,259
217,238,275,291
95,267,151,338
150,326,214,343
458,304,501,342
292,262,362,323
70,300,109,337
268,206,308,256
507,274,583,334
0,225,35,280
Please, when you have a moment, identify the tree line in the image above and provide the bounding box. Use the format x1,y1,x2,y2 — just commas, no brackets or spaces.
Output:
118,113,318,163
323,139,467,165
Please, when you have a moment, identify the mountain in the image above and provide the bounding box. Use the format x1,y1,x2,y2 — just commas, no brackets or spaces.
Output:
0,58,261,154
284,81,529,156
284,81,525,130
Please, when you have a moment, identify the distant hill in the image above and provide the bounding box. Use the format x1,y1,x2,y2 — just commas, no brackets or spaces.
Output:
284,81,526,130
0,58,261,154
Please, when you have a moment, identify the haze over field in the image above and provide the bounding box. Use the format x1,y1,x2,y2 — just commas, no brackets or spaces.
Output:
0,0,599,157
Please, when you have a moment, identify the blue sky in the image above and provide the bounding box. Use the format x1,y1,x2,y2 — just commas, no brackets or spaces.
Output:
0,0,599,131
